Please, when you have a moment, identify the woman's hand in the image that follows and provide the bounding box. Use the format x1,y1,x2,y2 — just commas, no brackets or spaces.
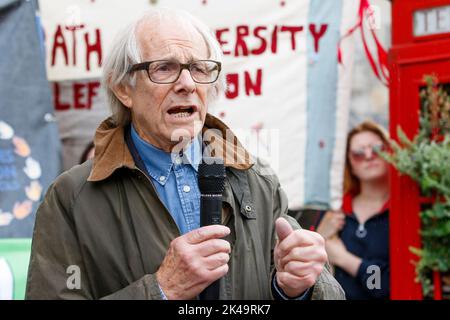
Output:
316,211,345,239
325,236,347,266
325,236,362,277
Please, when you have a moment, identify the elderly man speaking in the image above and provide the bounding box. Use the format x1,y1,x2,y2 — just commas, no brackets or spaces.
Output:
26,8,344,300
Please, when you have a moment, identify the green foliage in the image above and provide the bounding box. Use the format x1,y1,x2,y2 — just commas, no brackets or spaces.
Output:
385,135,450,196
380,75,450,299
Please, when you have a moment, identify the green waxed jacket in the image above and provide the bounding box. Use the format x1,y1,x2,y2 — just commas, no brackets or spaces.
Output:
25,115,345,300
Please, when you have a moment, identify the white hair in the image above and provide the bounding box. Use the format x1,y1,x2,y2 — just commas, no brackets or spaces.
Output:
102,8,226,126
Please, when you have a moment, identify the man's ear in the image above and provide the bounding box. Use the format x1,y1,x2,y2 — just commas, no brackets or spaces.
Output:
112,83,133,108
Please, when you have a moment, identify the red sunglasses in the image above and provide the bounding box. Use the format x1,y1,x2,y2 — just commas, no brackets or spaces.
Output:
349,143,387,162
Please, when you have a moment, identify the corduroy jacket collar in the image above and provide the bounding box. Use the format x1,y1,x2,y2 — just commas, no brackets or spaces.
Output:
88,114,254,182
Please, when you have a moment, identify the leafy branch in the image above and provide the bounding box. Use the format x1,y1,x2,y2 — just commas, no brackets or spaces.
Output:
380,75,450,299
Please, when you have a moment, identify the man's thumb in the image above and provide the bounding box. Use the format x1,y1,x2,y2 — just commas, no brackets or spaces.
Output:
275,217,293,241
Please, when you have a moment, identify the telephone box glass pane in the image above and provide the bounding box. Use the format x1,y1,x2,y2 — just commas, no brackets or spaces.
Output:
414,5,450,37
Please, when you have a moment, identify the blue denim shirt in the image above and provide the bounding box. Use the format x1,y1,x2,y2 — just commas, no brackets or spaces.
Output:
130,125,310,300
131,125,202,235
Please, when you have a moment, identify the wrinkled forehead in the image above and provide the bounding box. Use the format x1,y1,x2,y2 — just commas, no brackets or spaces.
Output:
136,16,209,61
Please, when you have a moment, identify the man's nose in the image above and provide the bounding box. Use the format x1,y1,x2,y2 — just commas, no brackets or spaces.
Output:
174,69,196,93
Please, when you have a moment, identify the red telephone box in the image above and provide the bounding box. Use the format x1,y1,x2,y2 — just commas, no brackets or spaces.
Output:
389,0,450,300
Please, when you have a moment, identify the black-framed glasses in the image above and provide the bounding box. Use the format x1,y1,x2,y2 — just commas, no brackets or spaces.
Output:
128,60,221,84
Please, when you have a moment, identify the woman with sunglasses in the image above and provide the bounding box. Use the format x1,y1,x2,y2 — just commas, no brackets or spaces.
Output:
315,120,390,299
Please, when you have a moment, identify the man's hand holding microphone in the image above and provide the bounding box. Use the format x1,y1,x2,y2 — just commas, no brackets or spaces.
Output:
156,216,328,300
156,225,231,300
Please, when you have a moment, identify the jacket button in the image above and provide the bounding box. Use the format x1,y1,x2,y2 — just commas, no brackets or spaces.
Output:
245,205,252,212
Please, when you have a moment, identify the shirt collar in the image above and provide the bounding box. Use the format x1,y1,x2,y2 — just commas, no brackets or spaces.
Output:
342,192,390,215
87,114,254,182
130,124,201,185
182,134,202,172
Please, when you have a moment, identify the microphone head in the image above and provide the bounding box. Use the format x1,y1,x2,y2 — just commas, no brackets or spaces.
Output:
198,157,225,194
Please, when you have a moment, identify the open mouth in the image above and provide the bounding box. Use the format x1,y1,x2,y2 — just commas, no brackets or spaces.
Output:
167,106,196,118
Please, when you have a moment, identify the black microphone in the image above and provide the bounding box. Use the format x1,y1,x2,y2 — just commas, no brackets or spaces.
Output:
198,157,226,300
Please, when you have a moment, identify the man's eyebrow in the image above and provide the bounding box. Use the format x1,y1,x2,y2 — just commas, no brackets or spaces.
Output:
156,55,202,63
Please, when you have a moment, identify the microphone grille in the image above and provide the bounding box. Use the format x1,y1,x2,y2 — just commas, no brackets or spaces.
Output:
198,158,225,194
